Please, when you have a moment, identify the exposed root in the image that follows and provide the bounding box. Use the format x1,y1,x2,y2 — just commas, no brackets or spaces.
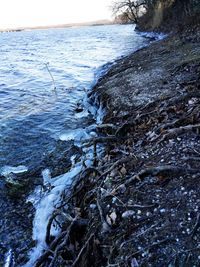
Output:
153,123,200,143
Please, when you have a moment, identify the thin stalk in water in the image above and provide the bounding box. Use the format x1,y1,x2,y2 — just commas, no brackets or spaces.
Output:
45,62,57,92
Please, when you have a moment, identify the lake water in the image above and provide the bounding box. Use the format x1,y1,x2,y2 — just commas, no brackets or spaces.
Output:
0,24,148,170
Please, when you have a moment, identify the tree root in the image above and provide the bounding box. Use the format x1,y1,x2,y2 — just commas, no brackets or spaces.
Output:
117,165,199,188
71,234,95,267
34,217,88,267
152,123,200,143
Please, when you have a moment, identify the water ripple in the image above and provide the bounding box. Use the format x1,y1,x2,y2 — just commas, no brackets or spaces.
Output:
0,25,148,168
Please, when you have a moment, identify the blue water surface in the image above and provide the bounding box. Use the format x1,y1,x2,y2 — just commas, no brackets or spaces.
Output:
0,24,148,168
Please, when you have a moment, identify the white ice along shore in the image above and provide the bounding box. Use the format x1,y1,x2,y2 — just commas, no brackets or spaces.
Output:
23,164,82,267
23,79,105,266
23,126,97,267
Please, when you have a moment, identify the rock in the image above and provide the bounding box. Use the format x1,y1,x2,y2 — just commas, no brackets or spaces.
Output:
42,140,82,177
122,210,135,219
120,166,127,176
75,107,84,113
89,204,97,210
4,173,29,198
106,210,117,226
131,258,139,267
117,184,126,194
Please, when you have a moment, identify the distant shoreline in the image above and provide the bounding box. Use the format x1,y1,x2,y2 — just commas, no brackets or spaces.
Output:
0,19,115,33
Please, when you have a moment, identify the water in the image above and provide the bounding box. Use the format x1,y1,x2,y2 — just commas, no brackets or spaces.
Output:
0,24,148,169
0,24,151,266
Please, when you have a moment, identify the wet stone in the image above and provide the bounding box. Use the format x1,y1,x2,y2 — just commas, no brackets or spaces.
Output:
42,140,82,178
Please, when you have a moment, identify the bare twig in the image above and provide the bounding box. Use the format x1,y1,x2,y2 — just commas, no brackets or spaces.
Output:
49,217,77,267
120,222,160,249
45,62,57,91
189,213,200,237
98,155,137,184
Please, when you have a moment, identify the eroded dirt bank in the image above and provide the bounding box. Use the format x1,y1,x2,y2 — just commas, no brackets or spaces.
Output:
34,27,200,267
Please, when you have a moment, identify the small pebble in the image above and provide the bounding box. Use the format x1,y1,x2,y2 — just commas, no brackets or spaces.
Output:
122,210,135,218
117,184,126,193
90,204,96,210
112,197,117,203
160,209,166,213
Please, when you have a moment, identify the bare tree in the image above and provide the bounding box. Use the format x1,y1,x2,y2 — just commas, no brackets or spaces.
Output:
111,0,147,23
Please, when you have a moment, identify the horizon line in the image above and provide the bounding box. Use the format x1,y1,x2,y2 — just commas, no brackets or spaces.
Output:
0,19,115,32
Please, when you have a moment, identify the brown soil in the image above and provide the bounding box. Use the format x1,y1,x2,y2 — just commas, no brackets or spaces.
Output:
33,27,200,267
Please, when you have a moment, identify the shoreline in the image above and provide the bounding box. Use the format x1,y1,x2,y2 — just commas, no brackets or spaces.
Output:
32,28,200,266
0,20,114,33
0,25,148,266
2,25,200,265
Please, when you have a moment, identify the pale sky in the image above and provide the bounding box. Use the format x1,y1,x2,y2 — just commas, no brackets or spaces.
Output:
0,0,114,29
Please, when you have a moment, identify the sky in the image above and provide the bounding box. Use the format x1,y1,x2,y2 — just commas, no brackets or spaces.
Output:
0,0,114,29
